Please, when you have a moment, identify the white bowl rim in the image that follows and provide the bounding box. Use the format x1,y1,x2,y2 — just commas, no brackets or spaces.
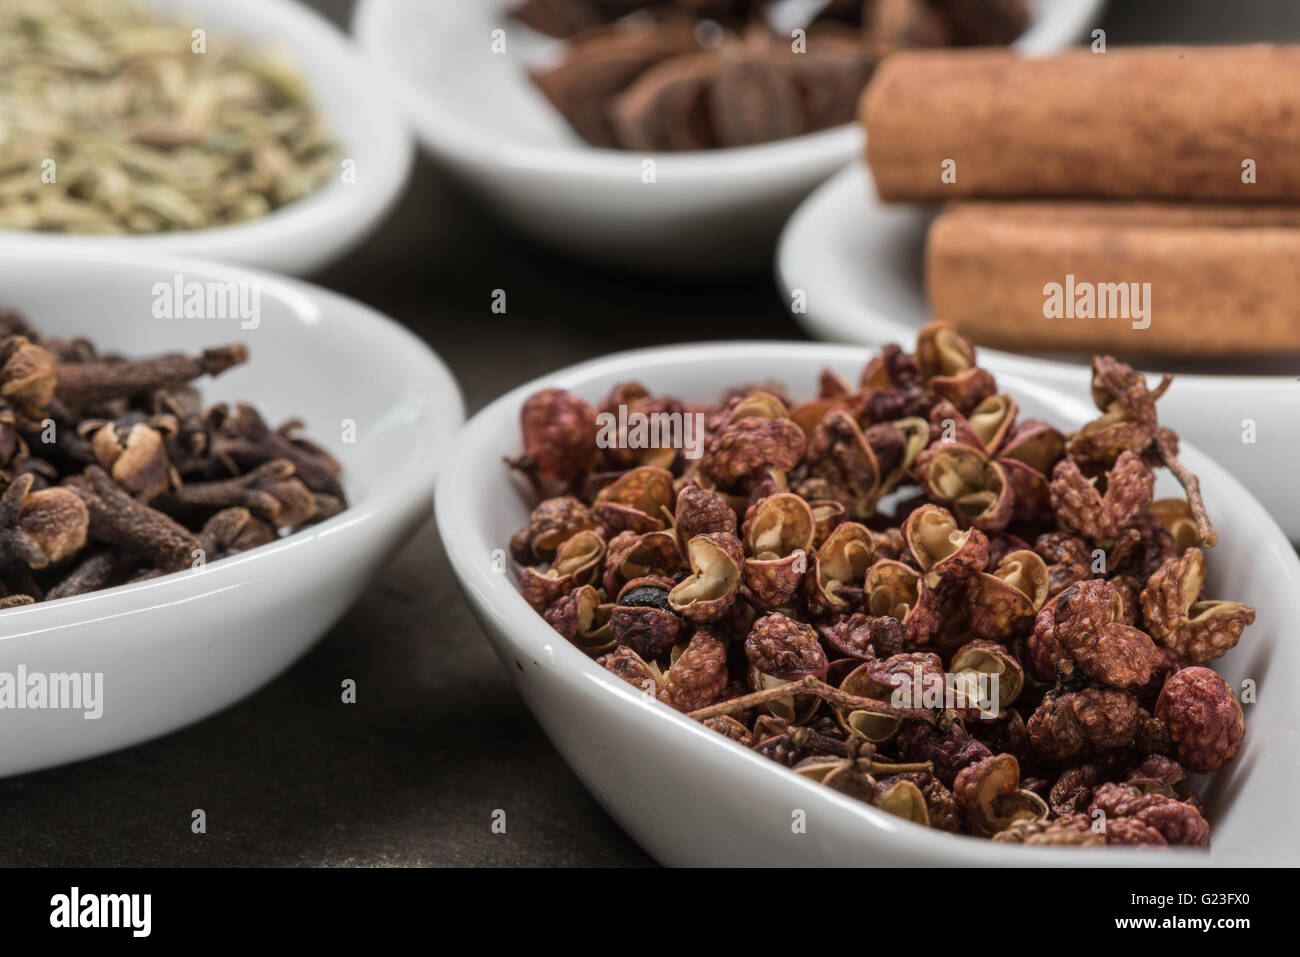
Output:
0,0,413,260
436,338,1279,866
0,245,464,642
353,0,1107,185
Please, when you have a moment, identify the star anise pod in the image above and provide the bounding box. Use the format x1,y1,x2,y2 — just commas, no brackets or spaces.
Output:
531,18,876,151
523,0,1031,150
530,18,703,148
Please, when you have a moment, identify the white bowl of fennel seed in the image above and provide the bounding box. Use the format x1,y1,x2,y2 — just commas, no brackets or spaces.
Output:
0,0,411,276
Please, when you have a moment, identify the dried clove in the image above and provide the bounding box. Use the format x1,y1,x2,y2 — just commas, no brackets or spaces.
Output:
54,346,249,408
0,313,347,612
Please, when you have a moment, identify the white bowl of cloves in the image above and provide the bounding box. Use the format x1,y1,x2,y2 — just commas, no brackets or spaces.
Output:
354,0,1104,273
0,247,462,777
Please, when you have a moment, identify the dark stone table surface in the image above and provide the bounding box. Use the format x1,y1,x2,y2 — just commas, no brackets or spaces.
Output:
1,0,1291,867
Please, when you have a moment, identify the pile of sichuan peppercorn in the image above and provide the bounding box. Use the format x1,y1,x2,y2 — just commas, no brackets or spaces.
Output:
0,310,344,611
516,0,1029,152
507,322,1254,848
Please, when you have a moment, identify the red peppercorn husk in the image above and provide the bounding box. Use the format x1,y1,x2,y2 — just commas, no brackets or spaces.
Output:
504,323,1251,847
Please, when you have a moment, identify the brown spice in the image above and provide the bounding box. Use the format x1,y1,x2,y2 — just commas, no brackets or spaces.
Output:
0,313,346,609
521,0,1028,151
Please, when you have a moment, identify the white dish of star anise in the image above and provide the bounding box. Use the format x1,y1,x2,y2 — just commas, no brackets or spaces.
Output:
353,0,1104,272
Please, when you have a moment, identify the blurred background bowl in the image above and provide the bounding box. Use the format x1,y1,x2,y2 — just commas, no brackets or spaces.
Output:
0,0,413,276
354,0,1105,274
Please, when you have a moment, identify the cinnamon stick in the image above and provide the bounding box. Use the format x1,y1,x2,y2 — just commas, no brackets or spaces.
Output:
925,200,1300,356
863,45,1300,202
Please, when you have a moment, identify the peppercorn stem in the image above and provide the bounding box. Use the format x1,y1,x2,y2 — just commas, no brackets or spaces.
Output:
1105,527,1141,568
687,677,820,720
1154,430,1218,548
1150,373,1175,401
687,675,921,722
814,681,910,716
861,760,934,774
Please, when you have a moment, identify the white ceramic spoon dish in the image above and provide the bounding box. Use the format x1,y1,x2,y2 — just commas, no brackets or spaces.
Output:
778,162,1300,541
0,248,463,777
0,0,413,276
437,341,1298,866
353,0,1104,273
